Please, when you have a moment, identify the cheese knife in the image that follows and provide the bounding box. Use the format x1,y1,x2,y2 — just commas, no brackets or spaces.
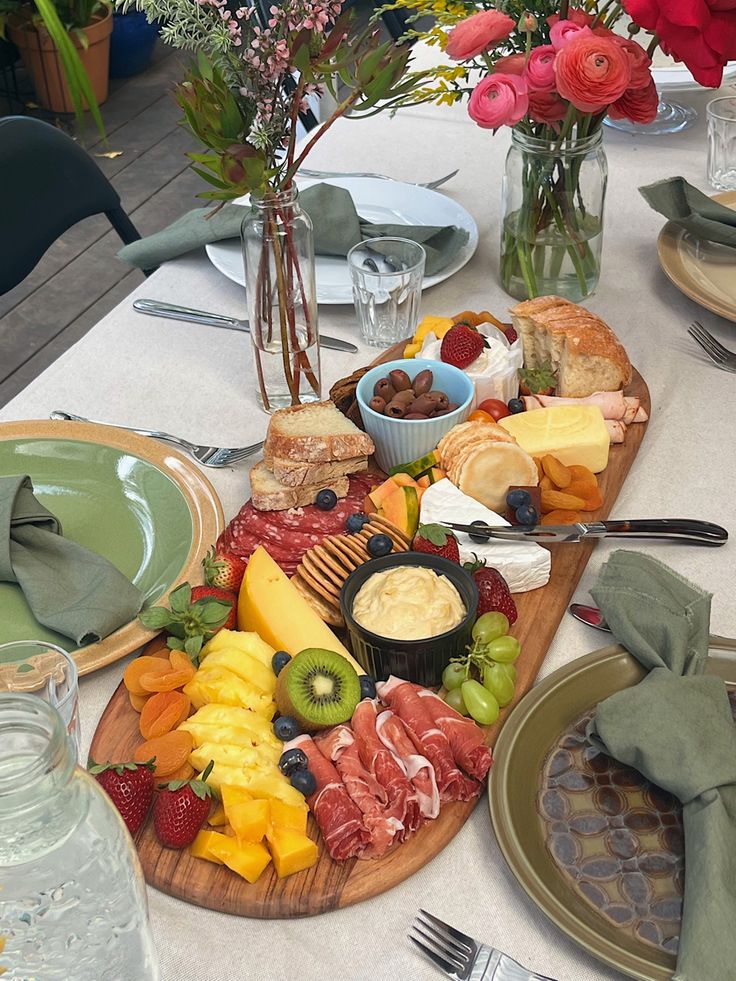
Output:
569,602,736,650
440,518,729,546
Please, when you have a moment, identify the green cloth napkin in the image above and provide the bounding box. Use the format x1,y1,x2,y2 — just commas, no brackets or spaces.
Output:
0,475,144,646
586,551,736,981
118,183,468,277
639,176,736,248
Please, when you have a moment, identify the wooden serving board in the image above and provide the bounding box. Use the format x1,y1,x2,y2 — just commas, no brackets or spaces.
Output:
90,360,650,919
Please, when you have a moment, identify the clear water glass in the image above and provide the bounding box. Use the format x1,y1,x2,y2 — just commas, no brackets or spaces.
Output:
0,640,79,754
707,97,736,190
348,237,425,348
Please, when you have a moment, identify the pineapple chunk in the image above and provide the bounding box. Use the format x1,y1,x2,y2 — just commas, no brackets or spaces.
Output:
207,836,272,883
208,803,228,827
403,341,422,358
190,830,227,864
269,799,309,835
201,630,275,668
226,799,270,843
180,703,279,747
266,827,318,878
184,666,275,718
189,743,277,773
199,648,276,695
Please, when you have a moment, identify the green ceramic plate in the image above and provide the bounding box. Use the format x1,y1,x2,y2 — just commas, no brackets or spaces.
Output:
0,421,224,675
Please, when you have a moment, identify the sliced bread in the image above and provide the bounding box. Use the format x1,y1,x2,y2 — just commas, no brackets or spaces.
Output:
262,452,369,488
250,461,349,512
265,401,375,463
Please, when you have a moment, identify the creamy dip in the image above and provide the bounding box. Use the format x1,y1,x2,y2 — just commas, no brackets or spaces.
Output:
352,566,466,641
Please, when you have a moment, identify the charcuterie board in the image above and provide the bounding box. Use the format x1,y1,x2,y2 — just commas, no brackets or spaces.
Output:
90,341,650,919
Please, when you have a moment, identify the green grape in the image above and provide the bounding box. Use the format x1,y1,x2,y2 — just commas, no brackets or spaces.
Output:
471,612,509,645
445,687,469,716
482,663,515,708
461,680,500,726
487,635,521,664
494,662,517,685
442,662,466,691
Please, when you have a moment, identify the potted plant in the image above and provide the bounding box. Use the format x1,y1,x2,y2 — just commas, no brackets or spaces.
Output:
109,6,157,78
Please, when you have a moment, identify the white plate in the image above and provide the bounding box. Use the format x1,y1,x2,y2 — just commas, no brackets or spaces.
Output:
205,176,479,305
652,62,736,91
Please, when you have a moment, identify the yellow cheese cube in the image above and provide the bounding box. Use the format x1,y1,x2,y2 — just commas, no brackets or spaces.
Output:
266,827,318,878
499,405,610,473
403,341,422,358
269,799,309,834
208,803,228,827
221,784,253,812
207,836,272,883
189,830,227,864
415,315,454,342
226,799,270,843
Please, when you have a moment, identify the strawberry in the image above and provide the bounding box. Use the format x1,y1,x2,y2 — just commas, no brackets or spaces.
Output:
519,362,556,396
440,324,487,369
504,324,518,344
89,759,155,836
153,761,214,849
203,547,246,592
464,557,518,624
138,582,235,661
413,524,460,563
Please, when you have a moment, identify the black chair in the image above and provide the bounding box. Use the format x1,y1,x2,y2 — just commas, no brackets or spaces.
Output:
0,116,146,296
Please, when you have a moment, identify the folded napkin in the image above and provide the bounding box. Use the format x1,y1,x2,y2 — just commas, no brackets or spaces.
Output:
0,475,144,646
118,183,468,277
586,551,736,981
639,176,736,247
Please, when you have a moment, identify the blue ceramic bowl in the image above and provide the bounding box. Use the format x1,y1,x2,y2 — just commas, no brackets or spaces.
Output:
356,358,474,472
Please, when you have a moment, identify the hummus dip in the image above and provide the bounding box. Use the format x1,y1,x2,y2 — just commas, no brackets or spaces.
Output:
352,566,465,640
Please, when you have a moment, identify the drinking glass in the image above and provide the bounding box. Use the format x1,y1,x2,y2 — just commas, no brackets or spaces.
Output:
0,641,80,753
348,237,425,348
707,97,736,190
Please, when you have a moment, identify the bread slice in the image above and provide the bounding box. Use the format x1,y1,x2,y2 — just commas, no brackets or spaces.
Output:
250,461,349,512
262,452,368,488
265,401,375,463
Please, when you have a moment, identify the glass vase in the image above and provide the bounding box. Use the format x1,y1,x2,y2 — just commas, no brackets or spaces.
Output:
500,128,608,302
241,185,321,412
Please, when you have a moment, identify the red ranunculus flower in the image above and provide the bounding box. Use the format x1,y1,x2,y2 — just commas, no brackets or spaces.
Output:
554,34,632,112
608,76,659,123
445,9,515,60
493,53,526,75
548,7,594,28
623,0,736,87
612,36,653,88
528,89,569,126
468,73,529,129
524,44,557,91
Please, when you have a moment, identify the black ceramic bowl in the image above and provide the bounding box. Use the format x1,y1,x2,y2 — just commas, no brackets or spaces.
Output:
340,553,479,687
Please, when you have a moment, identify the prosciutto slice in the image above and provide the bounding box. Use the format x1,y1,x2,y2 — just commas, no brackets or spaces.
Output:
285,734,370,861
376,677,480,802
315,725,402,858
352,699,422,836
413,688,493,781
375,710,440,819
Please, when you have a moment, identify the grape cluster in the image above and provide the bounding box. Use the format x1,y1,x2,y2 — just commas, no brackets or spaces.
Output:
441,613,520,725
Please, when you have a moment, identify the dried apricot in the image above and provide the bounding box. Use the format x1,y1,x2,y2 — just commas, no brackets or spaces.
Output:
140,669,194,693
168,650,196,677
541,489,587,513
129,691,149,713
477,310,507,331
139,691,191,740
534,457,545,481
134,730,193,777
567,465,598,490
541,454,572,489
124,656,173,696
452,310,482,326
541,509,581,525
167,762,196,782
539,474,554,494
579,486,604,512
142,636,170,659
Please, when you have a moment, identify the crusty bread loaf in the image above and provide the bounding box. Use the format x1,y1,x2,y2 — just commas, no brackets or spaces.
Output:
262,452,368,488
250,461,349,511
265,401,374,463
511,296,632,397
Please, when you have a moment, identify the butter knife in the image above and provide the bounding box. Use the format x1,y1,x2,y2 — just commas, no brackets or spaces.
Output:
569,603,736,650
133,299,358,354
440,518,728,547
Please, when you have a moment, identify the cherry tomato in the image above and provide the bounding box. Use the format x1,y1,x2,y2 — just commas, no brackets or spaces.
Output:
478,398,511,421
468,409,494,423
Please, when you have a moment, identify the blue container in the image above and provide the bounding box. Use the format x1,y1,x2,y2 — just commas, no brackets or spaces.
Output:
109,12,158,79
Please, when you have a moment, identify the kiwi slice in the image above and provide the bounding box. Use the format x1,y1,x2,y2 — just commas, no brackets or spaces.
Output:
275,648,361,733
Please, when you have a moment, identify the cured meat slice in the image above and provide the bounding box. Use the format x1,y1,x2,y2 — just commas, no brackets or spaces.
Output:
285,734,370,861
217,472,377,577
352,699,422,837
375,711,440,820
316,725,402,858
413,688,492,781
376,677,480,802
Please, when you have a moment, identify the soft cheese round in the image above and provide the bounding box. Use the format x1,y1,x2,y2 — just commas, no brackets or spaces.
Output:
420,323,523,407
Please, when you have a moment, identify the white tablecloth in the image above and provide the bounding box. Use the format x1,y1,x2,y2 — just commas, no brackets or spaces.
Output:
2,77,735,981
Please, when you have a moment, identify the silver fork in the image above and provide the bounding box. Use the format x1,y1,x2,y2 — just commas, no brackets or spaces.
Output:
410,909,557,981
688,321,736,372
297,167,459,190
50,411,264,468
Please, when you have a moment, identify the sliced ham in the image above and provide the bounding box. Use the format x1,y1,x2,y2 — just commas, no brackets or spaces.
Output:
285,734,370,861
352,699,422,837
522,391,647,424
375,711,440,820
376,677,480,803
412,688,493,781
605,419,626,444
315,725,402,858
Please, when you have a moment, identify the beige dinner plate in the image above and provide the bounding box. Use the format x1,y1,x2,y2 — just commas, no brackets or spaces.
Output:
0,420,224,676
489,641,736,981
657,191,736,323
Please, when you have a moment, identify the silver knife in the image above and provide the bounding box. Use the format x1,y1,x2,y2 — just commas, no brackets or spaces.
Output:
133,299,358,354
569,602,736,651
440,518,728,547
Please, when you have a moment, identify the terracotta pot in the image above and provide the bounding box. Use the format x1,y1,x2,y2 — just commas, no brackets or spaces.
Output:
8,5,112,114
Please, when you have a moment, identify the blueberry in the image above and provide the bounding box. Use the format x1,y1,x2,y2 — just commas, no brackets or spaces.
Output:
279,747,308,776
290,769,317,796
273,716,301,741
515,504,539,525
367,533,392,558
346,512,370,534
506,488,531,510
508,398,525,414
271,651,291,676
468,519,489,544
315,489,338,511
359,675,377,700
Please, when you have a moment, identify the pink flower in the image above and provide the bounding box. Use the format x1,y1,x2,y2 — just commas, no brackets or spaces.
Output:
612,36,653,88
524,44,557,91
554,33,632,112
468,73,529,129
445,9,515,60
548,7,594,28
550,20,592,51
528,89,569,126
494,53,526,75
